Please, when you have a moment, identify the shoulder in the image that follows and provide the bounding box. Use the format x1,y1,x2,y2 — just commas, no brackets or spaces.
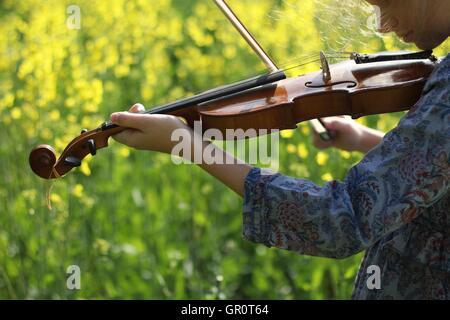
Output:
422,53,450,104
379,54,450,158
403,54,450,122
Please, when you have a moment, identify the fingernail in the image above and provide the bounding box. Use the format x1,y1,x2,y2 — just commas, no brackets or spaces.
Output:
111,112,120,123
135,103,145,112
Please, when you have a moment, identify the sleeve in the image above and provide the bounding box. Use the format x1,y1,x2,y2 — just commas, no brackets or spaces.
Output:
242,62,450,259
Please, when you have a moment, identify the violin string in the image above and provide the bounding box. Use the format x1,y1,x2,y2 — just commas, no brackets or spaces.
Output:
144,58,327,114
275,52,321,68
218,51,348,90
238,50,348,83
275,51,351,71
143,52,353,114
277,52,328,68
216,50,350,82
279,58,322,72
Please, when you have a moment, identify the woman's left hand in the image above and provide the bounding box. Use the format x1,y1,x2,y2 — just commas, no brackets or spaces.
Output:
110,103,191,154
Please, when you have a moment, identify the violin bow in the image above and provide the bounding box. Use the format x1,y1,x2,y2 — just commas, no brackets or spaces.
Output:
213,0,333,141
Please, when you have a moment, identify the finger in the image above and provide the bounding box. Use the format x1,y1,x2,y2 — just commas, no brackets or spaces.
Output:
312,131,333,149
315,118,343,141
320,115,349,124
110,112,148,130
316,118,336,132
129,103,146,113
320,115,348,124
320,117,349,131
111,129,142,147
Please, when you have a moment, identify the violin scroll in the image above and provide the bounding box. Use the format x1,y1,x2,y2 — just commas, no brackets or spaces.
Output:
29,144,57,179
29,124,125,179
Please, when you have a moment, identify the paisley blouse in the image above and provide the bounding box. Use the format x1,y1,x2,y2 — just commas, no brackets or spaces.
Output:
243,54,450,299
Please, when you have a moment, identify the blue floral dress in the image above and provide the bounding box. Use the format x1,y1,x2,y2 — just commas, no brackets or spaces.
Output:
243,54,450,299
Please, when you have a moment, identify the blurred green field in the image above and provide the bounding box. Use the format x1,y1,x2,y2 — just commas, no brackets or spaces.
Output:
0,0,449,299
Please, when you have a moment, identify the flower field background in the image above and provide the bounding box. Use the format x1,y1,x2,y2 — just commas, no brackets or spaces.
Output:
0,0,449,299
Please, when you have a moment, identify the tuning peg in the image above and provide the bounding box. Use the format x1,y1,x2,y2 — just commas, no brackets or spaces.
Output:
86,139,96,156
64,156,81,167
81,129,88,134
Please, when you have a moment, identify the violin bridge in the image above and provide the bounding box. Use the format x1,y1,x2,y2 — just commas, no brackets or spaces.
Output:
320,51,331,83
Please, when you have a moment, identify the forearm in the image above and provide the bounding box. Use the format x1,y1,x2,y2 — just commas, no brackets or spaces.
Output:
189,127,384,195
171,119,383,195
183,131,251,197
357,126,385,153
197,145,252,197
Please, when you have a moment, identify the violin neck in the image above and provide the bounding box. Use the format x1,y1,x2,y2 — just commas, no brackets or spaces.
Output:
98,70,286,132
144,70,286,115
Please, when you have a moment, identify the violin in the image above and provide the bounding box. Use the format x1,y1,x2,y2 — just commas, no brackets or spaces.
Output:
28,0,438,180
29,50,437,179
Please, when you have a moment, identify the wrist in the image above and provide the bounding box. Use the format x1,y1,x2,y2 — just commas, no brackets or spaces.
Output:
169,123,209,162
164,118,194,154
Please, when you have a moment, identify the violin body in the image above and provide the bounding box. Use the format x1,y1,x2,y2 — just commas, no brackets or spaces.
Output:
195,58,436,134
29,52,437,179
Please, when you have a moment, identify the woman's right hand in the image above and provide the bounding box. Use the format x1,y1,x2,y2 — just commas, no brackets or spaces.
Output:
312,116,385,153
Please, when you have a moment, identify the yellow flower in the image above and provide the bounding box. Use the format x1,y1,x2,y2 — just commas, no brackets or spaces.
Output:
50,193,62,203
72,184,84,198
224,46,236,59
114,64,130,78
80,161,91,176
40,128,52,140
321,172,333,181
297,144,309,158
356,117,366,125
83,103,98,113
67,114,76,123
11,107,21,119
301,124,310,136
280,129,295,138
286,144,296,154
49,110,60,121
65,97,76,108
141,85,154,101
118,147,130,158
3,93,14,107
54,137,66,151
340,151,351,159
316,151,329,166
